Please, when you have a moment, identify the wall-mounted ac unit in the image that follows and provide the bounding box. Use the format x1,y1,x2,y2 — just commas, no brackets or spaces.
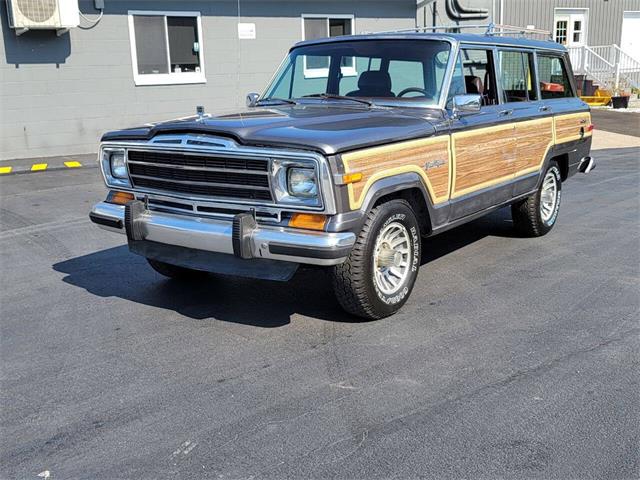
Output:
6,0,80,36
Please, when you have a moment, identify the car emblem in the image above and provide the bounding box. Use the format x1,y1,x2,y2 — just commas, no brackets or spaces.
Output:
425,159,446,170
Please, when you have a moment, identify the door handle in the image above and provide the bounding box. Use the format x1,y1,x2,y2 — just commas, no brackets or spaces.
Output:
499,109,513,116
539,105,550,112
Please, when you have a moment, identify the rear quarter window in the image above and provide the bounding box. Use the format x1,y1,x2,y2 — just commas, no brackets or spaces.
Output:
537,54,574,99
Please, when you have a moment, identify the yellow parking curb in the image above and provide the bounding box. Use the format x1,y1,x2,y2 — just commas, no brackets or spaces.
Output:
0,166,12,174
31,163,48,171
64,161,82,168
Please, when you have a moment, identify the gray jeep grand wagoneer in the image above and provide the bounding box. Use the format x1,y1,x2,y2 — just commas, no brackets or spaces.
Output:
90,28,594,319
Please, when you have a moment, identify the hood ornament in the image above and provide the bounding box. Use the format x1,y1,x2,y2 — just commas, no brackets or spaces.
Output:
196,105,206,123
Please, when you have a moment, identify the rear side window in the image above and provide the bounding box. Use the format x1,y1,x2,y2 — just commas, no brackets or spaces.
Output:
537,55,573,99
499,51,529,103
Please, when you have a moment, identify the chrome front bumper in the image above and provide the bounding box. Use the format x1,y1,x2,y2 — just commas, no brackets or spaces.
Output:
89,202,355,266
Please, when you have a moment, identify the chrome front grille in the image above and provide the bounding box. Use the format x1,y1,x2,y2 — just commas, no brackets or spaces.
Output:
126,150,272,202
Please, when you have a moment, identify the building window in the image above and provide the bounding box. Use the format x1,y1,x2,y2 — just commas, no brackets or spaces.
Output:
301,14,355,78
554,20,568,45
128,11,205,86
572,20,583,43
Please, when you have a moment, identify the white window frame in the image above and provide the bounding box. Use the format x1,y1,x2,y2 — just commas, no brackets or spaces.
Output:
301,14,356,78
128,10,206,86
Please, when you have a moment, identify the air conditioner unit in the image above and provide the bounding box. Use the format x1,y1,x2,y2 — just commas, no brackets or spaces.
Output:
7,0,79,35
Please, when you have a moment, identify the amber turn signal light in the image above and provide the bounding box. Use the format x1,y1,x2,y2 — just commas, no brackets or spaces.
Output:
288,213,327,230
342,172,363,184
106,191,135,205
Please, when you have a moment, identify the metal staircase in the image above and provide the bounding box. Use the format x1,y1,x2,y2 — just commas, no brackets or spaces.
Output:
567,44,640,92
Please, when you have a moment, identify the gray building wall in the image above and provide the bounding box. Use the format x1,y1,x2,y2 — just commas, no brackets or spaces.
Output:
0,0,415,161
417,0,640,47
501,0,640,47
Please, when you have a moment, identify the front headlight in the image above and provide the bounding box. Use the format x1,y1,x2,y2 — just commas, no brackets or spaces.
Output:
109,152,127,179
272,158,321,207
287,167,318,198
100,147,131,188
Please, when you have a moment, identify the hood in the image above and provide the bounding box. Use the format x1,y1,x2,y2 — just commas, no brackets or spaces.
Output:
100,104,445,155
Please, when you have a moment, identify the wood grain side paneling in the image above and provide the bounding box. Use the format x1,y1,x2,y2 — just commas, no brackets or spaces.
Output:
514,117,555,175
555,112,592,143
452,124,515,198
342,136,451,210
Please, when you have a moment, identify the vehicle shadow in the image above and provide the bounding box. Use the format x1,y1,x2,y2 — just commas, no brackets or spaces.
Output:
53,208,516,327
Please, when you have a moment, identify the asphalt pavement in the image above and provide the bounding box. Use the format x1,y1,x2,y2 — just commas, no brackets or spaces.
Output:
1,145,638,479
591,109,640,137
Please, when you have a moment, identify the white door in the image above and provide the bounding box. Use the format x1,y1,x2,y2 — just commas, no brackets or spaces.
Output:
621,11,640,61
553,9,588,47
554,9,588,72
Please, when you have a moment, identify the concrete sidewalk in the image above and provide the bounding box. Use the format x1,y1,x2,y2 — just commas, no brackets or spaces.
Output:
591,129,640,150
0,153,97,175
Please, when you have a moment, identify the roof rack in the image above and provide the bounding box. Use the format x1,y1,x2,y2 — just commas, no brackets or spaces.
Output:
361,23,553,40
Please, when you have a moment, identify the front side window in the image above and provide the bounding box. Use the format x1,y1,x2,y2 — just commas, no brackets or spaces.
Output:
302,15,354,77
537,55,573,99
128,11,205,86
448,48,498,106
263,39,452,107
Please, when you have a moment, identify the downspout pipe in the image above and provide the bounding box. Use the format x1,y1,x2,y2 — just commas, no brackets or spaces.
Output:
445,0,489,21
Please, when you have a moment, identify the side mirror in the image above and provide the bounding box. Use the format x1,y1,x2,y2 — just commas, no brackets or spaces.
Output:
246,92,260,107
452,94,482,117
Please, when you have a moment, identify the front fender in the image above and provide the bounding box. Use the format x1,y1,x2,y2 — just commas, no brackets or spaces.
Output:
326,172,448,234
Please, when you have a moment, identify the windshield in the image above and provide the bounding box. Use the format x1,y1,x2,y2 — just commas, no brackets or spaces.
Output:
262,39,453,107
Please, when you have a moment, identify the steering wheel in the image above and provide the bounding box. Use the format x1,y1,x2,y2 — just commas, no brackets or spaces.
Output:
397,87,431,98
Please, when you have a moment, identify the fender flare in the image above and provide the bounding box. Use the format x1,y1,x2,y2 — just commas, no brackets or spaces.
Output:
326,172,439,234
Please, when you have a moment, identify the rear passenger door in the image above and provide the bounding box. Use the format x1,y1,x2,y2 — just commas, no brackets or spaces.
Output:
497,49,555,197
537,53,592,154
449,46,516,219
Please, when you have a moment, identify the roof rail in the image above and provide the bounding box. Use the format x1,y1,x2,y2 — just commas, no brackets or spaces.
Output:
361,23,552,40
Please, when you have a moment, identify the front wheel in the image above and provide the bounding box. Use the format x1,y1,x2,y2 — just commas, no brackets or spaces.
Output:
331,199,421,320
511,161,562,237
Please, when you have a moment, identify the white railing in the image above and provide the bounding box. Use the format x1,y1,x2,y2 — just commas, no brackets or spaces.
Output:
567,44,640,90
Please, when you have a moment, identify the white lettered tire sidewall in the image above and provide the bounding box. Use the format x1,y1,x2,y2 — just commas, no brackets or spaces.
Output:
363,201,421,317
371,211,421,308
331,199,422,319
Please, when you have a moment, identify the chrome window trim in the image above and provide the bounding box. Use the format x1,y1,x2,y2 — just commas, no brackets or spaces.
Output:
99,134,337,215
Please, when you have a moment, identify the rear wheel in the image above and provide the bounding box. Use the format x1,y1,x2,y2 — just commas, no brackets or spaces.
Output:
331,199,421,320
511,161,562,237
147,259,207,280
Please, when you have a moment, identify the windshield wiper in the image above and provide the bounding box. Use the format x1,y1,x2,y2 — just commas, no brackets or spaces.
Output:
256,97,297,105
303,93,373,107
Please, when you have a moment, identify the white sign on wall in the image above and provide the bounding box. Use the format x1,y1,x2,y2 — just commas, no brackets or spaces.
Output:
238,23,256,39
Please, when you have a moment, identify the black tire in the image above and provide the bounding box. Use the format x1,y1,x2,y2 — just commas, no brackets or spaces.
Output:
146,259,207,280
511,161,562,237
331,199,421,320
